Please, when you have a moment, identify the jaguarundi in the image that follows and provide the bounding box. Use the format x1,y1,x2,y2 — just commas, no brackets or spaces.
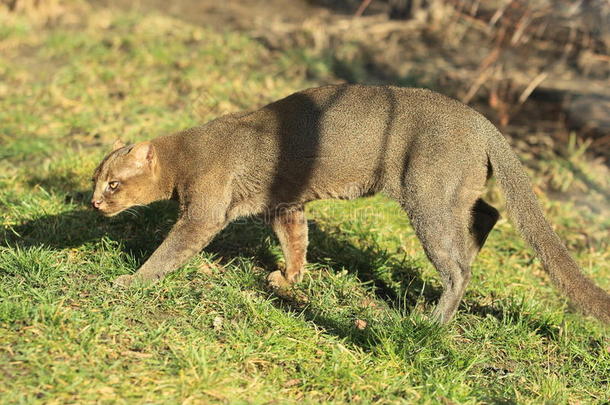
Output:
91,84,610,324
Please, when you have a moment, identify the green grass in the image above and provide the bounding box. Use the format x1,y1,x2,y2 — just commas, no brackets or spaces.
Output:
1,4,609,403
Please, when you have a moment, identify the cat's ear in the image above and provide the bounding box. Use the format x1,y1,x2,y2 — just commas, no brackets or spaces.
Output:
112,139,126,151
130,142,155,168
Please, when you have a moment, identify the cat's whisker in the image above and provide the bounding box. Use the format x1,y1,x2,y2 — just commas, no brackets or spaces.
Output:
124,207,139,218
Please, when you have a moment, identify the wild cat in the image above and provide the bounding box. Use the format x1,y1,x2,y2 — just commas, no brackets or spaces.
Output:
91,84,610,324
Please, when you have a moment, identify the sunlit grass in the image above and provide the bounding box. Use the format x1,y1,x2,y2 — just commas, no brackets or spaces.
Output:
0,3,608,403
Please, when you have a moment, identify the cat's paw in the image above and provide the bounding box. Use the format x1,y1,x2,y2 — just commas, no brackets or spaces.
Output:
113,274,135,288
267,270,292,291
267,270,309,305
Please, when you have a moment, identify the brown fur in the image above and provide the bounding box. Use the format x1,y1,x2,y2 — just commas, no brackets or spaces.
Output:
267,206,309,288
91,84,610,324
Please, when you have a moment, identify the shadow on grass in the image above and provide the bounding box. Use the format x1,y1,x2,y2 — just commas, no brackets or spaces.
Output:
0,195,432,327
0,196,552,348
208,216,444,349
307,221,438,309
462,300,562,341
0,197,179,263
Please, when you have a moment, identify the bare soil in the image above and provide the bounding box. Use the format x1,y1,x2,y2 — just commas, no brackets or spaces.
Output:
90,0,610,162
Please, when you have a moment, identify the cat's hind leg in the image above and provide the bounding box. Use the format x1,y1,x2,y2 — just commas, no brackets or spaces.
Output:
267,205,309,290
400,156,492,323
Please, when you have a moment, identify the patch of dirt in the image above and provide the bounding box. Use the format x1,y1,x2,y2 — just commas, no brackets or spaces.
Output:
87,0,610,164
89,0,330,30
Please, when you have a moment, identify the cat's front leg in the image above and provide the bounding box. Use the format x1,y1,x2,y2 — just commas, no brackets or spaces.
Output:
114,214,227,288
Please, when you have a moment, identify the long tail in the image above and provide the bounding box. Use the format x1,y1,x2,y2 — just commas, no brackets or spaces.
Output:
486,128,610,323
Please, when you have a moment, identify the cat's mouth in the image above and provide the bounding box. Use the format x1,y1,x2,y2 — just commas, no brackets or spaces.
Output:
99,206,126,217
92,197,128,217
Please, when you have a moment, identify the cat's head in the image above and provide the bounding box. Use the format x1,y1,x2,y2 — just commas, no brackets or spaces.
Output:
91,140,160,216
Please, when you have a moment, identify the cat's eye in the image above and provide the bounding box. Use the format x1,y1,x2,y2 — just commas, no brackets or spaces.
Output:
108,181,119,190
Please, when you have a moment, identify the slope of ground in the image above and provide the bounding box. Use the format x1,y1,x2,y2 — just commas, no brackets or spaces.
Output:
0,2,609,403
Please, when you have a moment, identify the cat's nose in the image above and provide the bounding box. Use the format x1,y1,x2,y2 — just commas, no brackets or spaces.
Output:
91,199,102,209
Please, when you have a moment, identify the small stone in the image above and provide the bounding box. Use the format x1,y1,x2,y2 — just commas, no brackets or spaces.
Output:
284,378,301,388
213,316,223,331
199,261,220,276
354,319,367,330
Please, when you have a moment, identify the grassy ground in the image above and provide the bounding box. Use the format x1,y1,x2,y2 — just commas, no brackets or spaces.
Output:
1,3,609,404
